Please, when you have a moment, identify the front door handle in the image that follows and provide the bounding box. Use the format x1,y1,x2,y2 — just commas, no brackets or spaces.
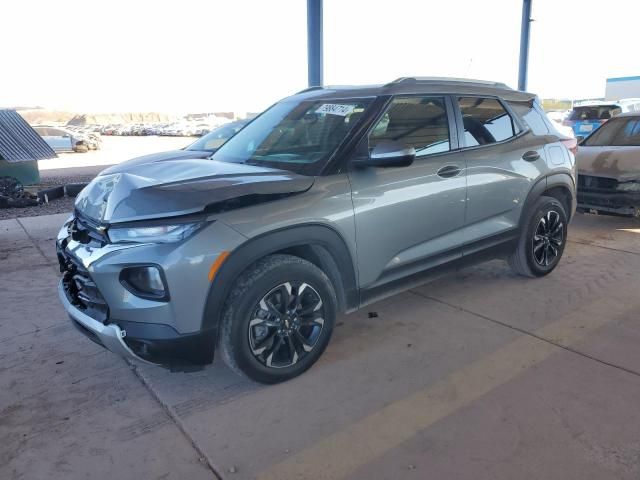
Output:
437,165,461,178
522,150,541,162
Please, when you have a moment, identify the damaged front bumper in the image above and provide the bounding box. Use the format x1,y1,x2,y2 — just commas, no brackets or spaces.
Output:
58,281,155,364
56,214,247,366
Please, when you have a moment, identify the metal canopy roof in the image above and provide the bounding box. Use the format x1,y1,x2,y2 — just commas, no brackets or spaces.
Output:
306,0,534,91
0,110,56,163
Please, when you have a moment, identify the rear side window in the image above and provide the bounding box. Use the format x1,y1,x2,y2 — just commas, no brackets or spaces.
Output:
458,97,516,147
508,101,549,135
369,96,450,157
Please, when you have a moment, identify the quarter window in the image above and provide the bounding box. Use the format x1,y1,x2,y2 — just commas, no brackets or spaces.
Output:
458,97,517,147
369,96,450,157
508,101,549,135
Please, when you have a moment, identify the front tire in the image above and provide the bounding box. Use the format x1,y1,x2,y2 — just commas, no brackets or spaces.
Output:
220,254,337,384
509,196,567,277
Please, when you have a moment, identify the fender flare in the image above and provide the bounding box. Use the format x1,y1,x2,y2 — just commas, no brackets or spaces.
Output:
520,172,576,228
200,223,359,339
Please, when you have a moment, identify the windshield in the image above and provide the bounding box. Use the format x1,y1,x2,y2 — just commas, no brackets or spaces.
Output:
569,105,620,121
211,98,372,175
582,117,640,146
186,121,247,152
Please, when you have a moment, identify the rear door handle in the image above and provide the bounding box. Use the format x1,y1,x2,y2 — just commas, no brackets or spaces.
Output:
522,150,541,162
436,165,461,178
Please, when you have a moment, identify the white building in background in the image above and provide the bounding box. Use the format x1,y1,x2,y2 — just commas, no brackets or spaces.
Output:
605,76,640,100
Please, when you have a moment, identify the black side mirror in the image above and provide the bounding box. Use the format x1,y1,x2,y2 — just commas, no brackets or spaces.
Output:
354,140,415,168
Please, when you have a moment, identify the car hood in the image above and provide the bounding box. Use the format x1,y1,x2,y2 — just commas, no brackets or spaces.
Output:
577,146,640,181
75,159,315,223
100,149,211,174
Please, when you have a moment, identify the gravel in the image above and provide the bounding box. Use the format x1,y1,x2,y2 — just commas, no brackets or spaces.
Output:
0,196,76,220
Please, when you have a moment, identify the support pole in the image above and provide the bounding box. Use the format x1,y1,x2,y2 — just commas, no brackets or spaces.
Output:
518,0,533,91
307,0,323,87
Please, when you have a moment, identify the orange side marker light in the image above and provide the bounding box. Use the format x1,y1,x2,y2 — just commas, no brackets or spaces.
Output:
208,251,230,282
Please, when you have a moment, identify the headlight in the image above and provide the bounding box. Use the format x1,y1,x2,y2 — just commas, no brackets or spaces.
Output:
108,222,202,244
617,181,640,192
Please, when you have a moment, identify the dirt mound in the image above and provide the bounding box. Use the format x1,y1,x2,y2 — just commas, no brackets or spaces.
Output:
17,109,178,126
18,109,76,125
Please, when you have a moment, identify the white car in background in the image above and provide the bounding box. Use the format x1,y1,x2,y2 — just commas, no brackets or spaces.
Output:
546,111,575,139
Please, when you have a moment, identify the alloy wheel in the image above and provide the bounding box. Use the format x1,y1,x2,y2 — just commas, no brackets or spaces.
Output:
532,210,564,267
248,282,325,368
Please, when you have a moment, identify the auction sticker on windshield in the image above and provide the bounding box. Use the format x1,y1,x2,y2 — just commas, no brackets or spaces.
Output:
316,104,356,116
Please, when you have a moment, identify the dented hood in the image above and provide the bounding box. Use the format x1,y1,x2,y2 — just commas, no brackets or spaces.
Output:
578,145,640,181
100,149,212,175
75,159,314,223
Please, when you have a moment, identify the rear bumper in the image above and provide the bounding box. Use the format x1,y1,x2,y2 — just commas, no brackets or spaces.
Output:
577,190,640,216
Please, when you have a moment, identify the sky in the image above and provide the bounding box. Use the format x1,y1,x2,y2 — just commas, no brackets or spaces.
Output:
1,0,639,114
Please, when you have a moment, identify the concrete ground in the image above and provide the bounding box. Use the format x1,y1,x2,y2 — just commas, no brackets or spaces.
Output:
2,212,640,480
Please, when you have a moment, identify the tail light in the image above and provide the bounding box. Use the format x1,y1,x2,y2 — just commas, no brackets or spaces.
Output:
561,137,578,156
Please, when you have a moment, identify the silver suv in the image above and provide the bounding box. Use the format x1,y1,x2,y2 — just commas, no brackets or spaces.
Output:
57,77,577,383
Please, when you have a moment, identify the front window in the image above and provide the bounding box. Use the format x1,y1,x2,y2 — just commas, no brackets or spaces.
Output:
582,117,640,146
212,98,372,175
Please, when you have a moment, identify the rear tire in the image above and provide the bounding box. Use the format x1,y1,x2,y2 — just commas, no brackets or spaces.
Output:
509,196,567,277
219,254,337,384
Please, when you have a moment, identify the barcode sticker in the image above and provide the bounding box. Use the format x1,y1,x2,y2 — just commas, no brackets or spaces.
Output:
315,104,356,116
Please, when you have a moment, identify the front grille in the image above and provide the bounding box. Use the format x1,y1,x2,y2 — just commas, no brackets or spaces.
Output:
578,175,619,191
58,244,109,323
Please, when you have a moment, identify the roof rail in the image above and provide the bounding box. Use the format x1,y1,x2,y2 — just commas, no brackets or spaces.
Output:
384,77,510,89
296,86,324,94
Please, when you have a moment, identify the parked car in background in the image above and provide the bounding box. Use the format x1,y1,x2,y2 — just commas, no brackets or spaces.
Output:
84,133,101,150
546,110,569,124
194,123,212,136
57,78,576,383
34,126,91,153
186,120,248,151
564,99,640,140
101,119,249,174
577,112,640,216
66,126,102,150
546,112,575,139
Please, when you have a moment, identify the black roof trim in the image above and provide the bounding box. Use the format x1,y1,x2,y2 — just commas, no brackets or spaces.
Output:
384,77,511,89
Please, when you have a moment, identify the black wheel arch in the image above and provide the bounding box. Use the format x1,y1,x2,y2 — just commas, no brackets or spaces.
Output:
201,223,359,350
520,173,576,229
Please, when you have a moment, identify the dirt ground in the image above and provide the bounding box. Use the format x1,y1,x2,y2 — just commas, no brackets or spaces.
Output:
2,212,640,479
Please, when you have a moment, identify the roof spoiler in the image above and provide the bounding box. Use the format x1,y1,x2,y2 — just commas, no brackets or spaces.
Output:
296,86,324,94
